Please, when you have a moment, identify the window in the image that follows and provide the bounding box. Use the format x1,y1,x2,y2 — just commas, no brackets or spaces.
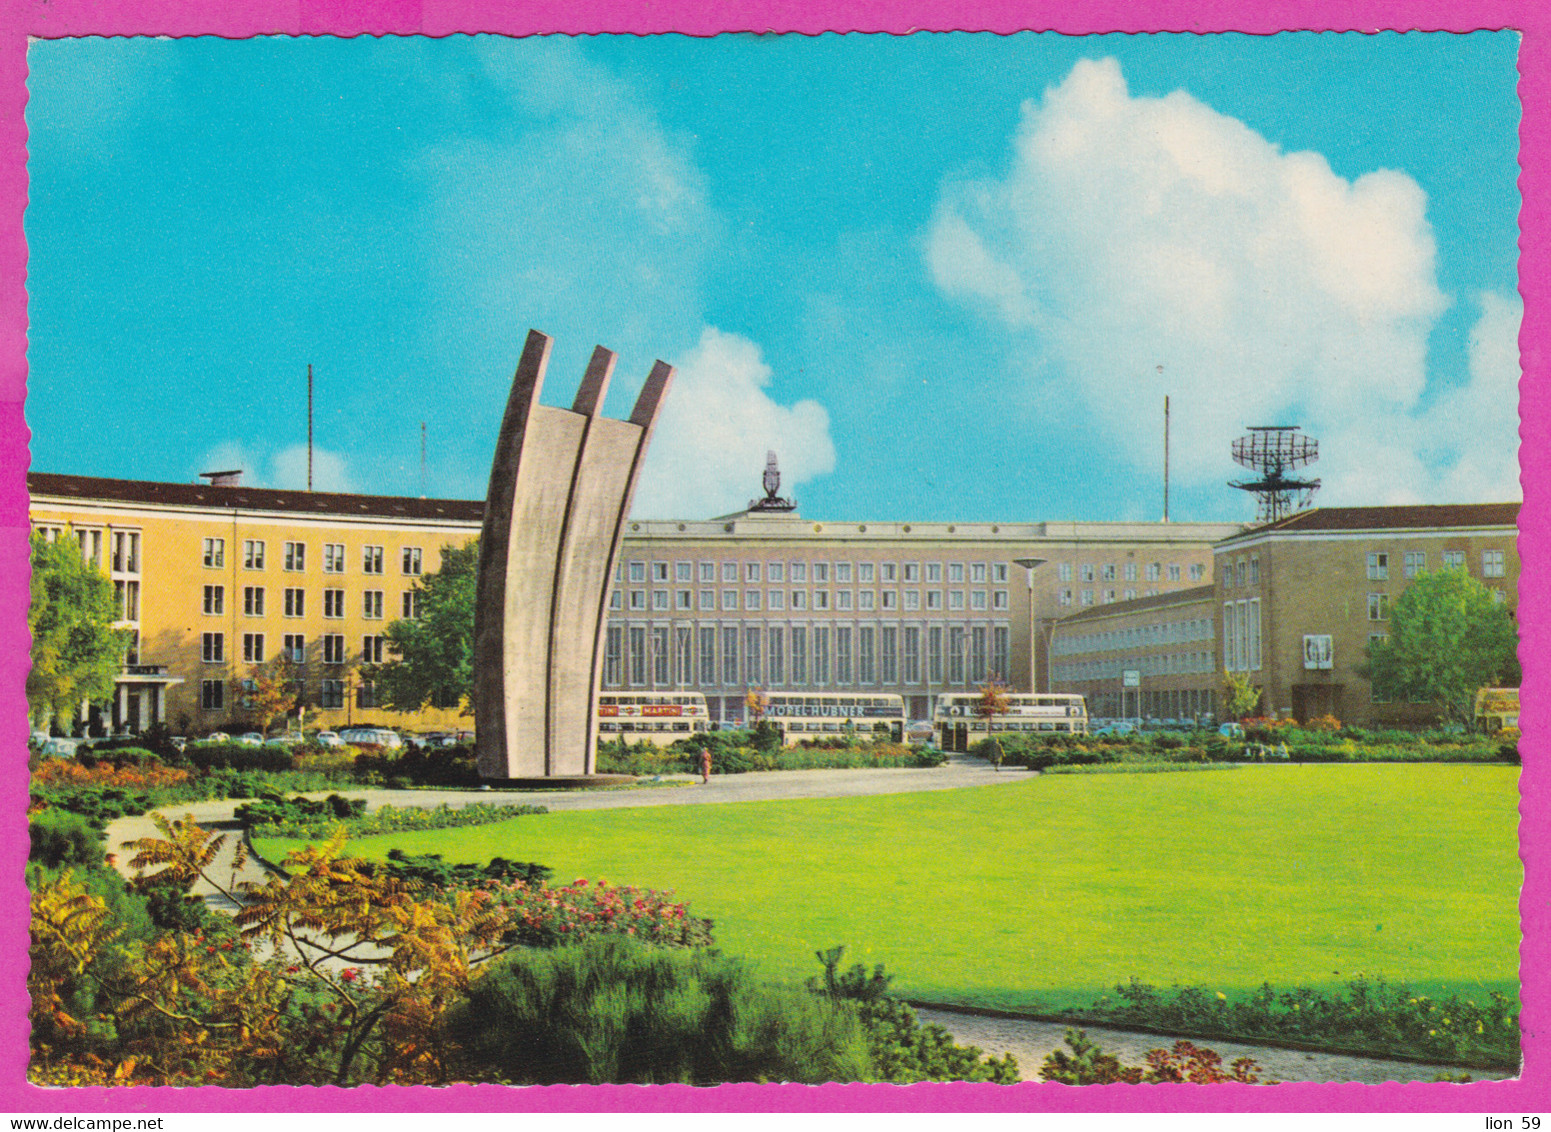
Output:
743,627,760,684
1367,552,1389,580
675,561,692,582
971,591,987,610
768,562,785,583
928,626,944,684
283,634,306,663
626,562,645,583
1235,560,1246,587
243,632,265,663
284,588,304,617
243,586,265,616
323,589,345,618
630,591,647,611
858,627,876,684
814,590,831,611
203,585,224,615
700,562,715,583
745,562,761,583
610,591,623,611
1493,587,1507,604
1081,589,1094,606
902,627,920,684
652,590,669,611
836,563,853,584
994,626,1010,679
1403,551,1425,578
323,543,345,573
203,538,225,568
676,590,692,610
810,627,829,684
880,626,897,684
1189,563,1205,580
791,627,808,684
949,591,965,610
792,563,807,583
699,627,716,685
363,591,383,619
722,590,739,611
1169,564,1183,582
76,528,103,568
859,563,876,584
837,591,853,611
402,547,423,575
1124,589,1137,601
361,546,384,574
109,531,140,574
1146,563,1161,582
926,563,942,583
323,634,346,665
112,579,139,621
244,540,265,570
202,632,224,663
1100,564,1115,582
699,590,716,611
1483,549,1505,578
363,635,386,664
402,591,422,619
768,627,785,684
1442,549,1466,569
884,564,899,583
835,627,853,684
791,591,808,611
1368,593,1390,621
201,679,224,710
357,681,377,710
881,591,897,611
651,562,669,583
1102,589,1115,604
285,542,307,571
1059,588,1073,606
903,590,919,611
321,679,345,709
1124,562,1137,582
1058,563,1072,582
768,590,785,611
903,563,919,583
721,627,739,684
813,562,829,584
993,564,1008,583
948,627,965,684
859,591,876,611
926,591,942,610
1248,598,1262,671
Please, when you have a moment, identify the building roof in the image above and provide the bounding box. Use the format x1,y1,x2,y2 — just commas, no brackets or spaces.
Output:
1224,503,1519,543
1053,584,1218,628
28,471,487,524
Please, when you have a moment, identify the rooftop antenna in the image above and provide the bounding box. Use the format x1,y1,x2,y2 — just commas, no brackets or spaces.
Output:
307,363,314,493
420,421,427,499
1230,425,1320,523
1163,391,1170,524
747,450,797,513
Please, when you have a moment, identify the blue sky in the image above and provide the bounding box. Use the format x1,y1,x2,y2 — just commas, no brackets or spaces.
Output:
25,32,1521,522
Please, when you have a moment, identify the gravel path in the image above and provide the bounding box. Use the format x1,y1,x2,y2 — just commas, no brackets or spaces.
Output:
915,1007,1514,1085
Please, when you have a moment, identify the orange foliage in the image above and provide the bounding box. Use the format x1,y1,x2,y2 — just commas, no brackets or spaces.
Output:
32,760,191,790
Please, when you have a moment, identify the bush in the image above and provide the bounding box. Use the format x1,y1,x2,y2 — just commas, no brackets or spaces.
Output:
353,744,481,788
29,808,104,869
370,849,550,890
182,743,295,773
240,798,546,840
449,936,873,1084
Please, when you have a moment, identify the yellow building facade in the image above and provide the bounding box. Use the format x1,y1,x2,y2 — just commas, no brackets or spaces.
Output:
29,472,483,736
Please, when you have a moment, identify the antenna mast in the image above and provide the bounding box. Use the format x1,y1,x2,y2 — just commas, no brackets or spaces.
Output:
1163,395,1170,523
307,363,314,493
420,421,427,498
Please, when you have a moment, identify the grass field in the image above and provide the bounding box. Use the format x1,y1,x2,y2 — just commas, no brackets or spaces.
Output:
255,763,1520,1014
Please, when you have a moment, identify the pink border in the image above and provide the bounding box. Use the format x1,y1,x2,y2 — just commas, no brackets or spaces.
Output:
0,0,1541,1114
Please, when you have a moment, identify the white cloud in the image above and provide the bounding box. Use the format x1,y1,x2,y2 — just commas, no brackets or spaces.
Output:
928,57,1515,505
631,328,836,519
192,441,357,494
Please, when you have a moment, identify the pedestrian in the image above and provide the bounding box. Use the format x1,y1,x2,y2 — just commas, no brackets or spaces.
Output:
700,746,712,784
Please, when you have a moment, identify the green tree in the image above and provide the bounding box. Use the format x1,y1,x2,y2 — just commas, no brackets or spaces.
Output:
1363,566,1520,726
365,538,477,714
1220,669,1261,720
240,656,302,734
28,530,126,732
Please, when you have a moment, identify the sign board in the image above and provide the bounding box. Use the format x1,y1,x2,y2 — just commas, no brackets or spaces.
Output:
1303,634,1334,670
1122,669,1141,688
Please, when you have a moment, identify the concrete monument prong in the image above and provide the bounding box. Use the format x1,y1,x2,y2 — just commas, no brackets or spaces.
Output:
474,329,675,781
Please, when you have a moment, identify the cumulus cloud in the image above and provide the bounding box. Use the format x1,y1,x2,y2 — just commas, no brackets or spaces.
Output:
193,441,357,494
631,328,836,519
928,57,1516,505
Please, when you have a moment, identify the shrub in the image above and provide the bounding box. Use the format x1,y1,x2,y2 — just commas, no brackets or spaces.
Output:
1306,714,1343,733
491,876,714,950
1039,1029,1260,1084
182,743,295,773
353,744,481,788
29,808,104,869
371,849,550,890
449,936,873,1084
240,799,546,840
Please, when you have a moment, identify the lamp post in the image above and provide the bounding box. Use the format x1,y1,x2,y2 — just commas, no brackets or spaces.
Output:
1013,558,1047,694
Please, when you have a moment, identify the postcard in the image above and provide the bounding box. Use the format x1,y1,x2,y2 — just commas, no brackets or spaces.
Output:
3,3,1546,1123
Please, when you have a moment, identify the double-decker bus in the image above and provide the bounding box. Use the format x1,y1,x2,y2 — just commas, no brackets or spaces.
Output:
761,692,906,745
932,692,1088,752
595,692,710,747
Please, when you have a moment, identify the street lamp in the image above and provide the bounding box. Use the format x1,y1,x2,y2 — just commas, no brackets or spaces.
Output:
1013,558,1047,693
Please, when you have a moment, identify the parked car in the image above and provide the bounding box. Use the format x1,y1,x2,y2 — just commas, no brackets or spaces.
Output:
39,736,83,758
201,732,232,744
338,727,402,749
169,736,189,752
1218,722,1245,739
904,720,935,746
313,731,344,748
236,732,264,747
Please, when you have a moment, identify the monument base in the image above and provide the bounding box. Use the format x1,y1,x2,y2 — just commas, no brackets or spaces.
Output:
481,774,638,790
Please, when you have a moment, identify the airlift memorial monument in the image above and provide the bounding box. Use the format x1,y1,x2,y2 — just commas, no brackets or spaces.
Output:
473,329,674,781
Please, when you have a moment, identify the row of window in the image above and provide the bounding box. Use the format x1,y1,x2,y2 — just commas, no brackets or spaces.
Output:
1057,562,1201,583
201,538,424,576
1053,617,1215,658
199,631,389,666
200,675,374,711
610,588,1011,614
34,525,140,574
602,624,1012,689
1366,549,1504,580
1054,651,1219,682
622,561,1012,586
1223,599,1262,673
1059,587,1163,607
200,585,417,620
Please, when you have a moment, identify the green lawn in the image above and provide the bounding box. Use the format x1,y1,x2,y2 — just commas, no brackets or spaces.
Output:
255,764,1520,1014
